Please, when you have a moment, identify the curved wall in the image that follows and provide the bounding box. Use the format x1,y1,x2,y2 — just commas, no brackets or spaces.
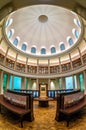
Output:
0,1,86,94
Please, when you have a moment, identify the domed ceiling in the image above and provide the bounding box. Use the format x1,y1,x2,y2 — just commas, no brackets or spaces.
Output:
5,4,82,57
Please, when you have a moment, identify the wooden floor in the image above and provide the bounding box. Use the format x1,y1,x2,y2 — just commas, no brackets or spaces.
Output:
0,101,86,130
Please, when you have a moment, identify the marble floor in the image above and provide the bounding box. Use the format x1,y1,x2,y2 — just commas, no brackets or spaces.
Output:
0,101,86,130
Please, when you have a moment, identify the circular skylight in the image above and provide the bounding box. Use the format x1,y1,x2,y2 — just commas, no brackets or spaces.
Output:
38,15,48,23
5,5,82,56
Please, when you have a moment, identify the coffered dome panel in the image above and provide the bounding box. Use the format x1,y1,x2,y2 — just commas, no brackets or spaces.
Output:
5,4,82,57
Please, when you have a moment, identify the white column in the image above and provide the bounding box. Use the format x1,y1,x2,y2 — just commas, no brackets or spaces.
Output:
12,75,14,90
62,77,66,89
28,78,31,90
3,47,9,64
48,59,50,74
59,57,62,73
48,79,51,90
69,53,73,70
25,57,28,73
14,53,18,70
0,70,3,94
76,73,80,90
58,78,62,89
22,77,26,89
84,38,86,42
77,47,83,65
0,37,3,45
83,71,86,94
7,74,10,90
56,78,59,90
37,59,39,74
36,78,39,90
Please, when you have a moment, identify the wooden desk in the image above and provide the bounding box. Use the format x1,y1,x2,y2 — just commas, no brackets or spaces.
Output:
35,98,53,107
55,90,86,127
0,90,34,128
59,97,86,126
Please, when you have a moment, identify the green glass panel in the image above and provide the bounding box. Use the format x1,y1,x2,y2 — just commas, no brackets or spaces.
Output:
14,76,21,89
79,73,84,91
9,75,13,90
3,74,8,91
65,76,73,89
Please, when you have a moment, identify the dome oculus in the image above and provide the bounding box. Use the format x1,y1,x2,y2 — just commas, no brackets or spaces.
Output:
38,15,48,23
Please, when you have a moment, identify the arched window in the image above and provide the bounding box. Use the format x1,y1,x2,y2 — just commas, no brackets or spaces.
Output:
31,47,36,53
21,44,27,51
74,18,81,27
5,20,10,27
7,30,12,38
68,38,74,46
13,38,18,46
5,18,13,27
77,19,81,27
51,47,56,54
60,43,65,51
75,30,79,38
41,48,46,54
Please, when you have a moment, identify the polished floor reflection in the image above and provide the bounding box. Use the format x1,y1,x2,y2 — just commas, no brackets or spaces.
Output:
0,101,86,130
